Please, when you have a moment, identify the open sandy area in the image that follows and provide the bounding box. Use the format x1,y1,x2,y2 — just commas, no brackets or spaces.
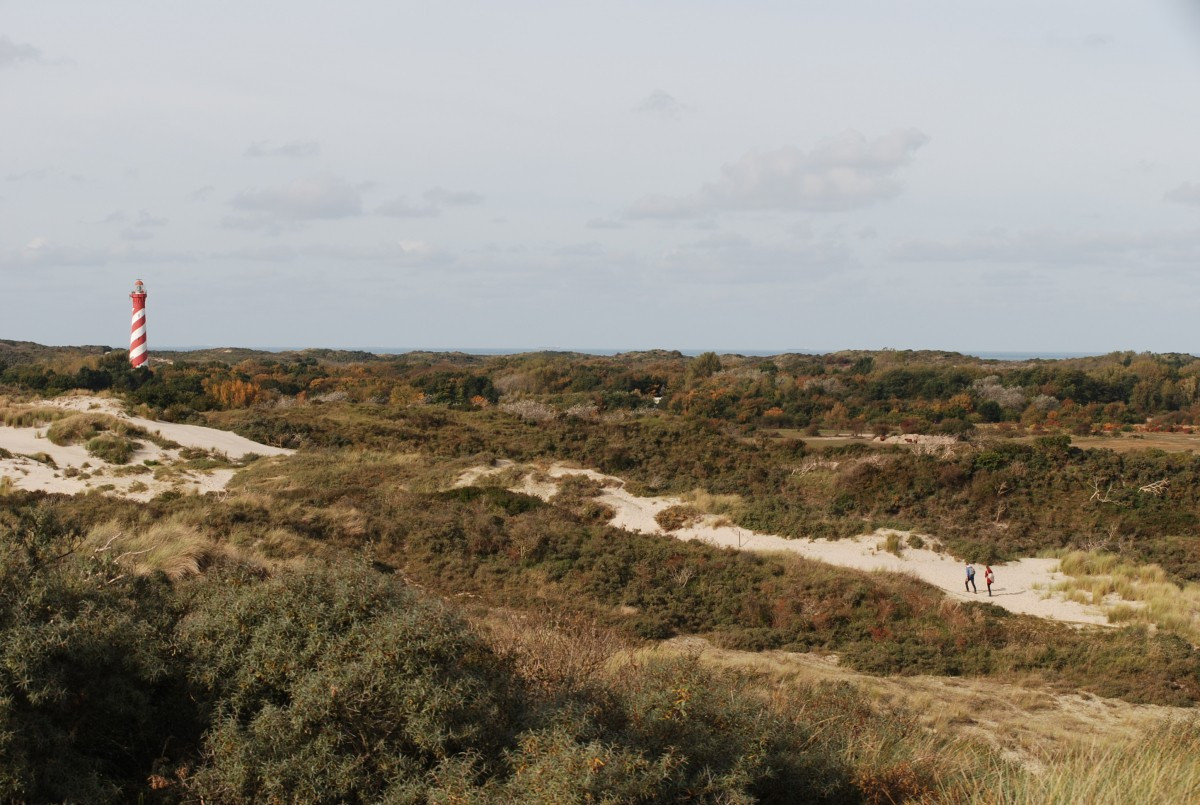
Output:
0,394,291,501
459,460,1119,627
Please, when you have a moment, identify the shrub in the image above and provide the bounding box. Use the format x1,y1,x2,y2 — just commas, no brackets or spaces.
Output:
86,434,138,464
654,505,701,532
179,564,520,803
0,506,190,803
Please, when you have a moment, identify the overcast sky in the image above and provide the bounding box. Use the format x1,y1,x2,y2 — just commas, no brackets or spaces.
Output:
4,1,1200,354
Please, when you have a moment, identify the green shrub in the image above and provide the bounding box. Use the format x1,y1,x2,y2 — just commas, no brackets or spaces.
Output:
0,506,190,803
179,564,520,803
85,434,138,464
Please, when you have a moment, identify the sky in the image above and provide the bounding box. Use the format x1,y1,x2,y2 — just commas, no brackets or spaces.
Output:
4,0,1200,354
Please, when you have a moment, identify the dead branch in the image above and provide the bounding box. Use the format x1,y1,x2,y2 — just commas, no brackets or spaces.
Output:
671,566,696,587
113,547,154,563
1138,479,1170,497
1088,479,1128,506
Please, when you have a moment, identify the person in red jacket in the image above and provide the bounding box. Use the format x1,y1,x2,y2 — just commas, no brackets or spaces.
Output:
984,565,995,596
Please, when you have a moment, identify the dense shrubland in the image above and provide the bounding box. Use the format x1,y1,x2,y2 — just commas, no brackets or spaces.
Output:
8,340,1200,431
0,506,1006,803
5,342,1200,800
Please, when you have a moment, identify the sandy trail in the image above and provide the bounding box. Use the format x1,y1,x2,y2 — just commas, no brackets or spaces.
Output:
462,461,1116,627
1,394,291,501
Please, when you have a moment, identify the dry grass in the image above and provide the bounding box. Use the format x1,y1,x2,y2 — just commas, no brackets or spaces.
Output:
942,719,1200,804
1051,551,1200,644
651,635,1192,775
474,608,630,696
679,487,745,517
85,518,227,580
0,405,70,428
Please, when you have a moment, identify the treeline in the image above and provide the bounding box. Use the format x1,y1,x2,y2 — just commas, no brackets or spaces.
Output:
6,343,1200,433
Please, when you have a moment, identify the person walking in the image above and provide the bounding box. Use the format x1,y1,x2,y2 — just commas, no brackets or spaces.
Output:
984,565,994,596
965,562,977,593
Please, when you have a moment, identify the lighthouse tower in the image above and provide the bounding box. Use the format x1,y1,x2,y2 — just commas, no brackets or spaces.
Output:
129,279,148,368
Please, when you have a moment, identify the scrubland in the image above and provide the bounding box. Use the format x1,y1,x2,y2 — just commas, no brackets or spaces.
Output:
2,343,1200,801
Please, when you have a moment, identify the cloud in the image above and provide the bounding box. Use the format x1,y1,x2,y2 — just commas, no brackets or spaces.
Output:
212,240,453,267
375,197,440,218
6,169,48,182
423,187,484,206
219,214,292,235
891,228,1200,266
586,217,624,230
553,242,606,258
0,237,192,269
189,185,215,201
245,140,322,158
0,36,46,69
1165,182,1200,205
230,174,362,221
374,187,484,217
658,230,856,283
114,210,169,240
626,129,930,219
304,240,447,265
634,90,693,120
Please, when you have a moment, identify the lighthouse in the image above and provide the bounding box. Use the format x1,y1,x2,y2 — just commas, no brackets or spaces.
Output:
129,279,148,368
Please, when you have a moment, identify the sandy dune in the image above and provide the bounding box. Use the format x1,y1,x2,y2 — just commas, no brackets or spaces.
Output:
0,395,291,501
462,461,1118,628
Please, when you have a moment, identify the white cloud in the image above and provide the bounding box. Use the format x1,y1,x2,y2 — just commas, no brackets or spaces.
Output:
586,217,624,230
0,37,45,69
376,197,439,218
423,187,484,206
6,169,48,182
658,230,856,283
1165,182,1200,205
554,242,606,257
891,228,1200,266
230,174,362,221
244,140,321,158
626,129,930,219
0,237,192,268
634,90,693,120
188,185,215,201
375,187,484,217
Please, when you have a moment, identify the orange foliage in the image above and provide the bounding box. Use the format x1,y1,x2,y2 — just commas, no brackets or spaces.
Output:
204,377,265,408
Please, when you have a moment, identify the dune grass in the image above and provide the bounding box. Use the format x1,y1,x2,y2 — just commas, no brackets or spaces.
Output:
942,719,1200,804
0,405,70,428
1052,550,1200,644
85,518,226,580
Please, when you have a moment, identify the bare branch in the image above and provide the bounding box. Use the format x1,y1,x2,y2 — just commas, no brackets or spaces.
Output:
1138,479,1170,497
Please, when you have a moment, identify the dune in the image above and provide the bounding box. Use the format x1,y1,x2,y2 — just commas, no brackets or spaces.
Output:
463,460,1120,628
0,394,291,501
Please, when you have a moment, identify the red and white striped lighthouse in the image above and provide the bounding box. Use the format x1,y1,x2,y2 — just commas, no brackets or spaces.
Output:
129,279,148,368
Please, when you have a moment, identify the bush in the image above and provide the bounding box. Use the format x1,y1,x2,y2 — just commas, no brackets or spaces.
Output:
86,434,138,464
654,505,701,532
180,564,520,802
0,507,190,803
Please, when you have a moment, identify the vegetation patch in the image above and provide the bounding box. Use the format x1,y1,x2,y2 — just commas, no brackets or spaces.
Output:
655,504,702,532
85,434,138,465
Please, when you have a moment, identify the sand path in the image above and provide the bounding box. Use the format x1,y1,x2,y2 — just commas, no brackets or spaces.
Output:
464,461,1116,627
